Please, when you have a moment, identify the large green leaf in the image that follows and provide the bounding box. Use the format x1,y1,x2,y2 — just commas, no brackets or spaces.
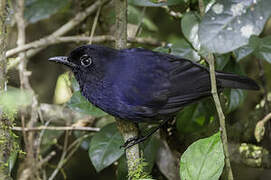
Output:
89,123,124,172
67,91,107,117
129,0,185,7
180,132,224,180
25,0,70,23
199,0,271,54
181,12,201,51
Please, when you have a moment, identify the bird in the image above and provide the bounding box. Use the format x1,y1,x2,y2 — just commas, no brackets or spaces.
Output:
49,44,259,149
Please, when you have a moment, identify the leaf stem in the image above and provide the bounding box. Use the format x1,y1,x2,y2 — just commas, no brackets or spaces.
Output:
198,0,234,179
205,54,234,180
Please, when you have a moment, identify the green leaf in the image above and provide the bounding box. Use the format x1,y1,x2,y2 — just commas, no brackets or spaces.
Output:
233,45,254,62
251,36,271,63
181,12,201,51
154,39,200,62
25,0,70,23
117,155,128,180
176,100,215,134
199,0,271,54
215,53,230,70
67,91,107,117
129,0,185,7
89,123,124,172
222,60,246,113
225,89,245,113
180,132,224,180
8,146,18,173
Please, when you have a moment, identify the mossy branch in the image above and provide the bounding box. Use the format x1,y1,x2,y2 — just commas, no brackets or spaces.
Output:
114,0,146,178
0,1,13,179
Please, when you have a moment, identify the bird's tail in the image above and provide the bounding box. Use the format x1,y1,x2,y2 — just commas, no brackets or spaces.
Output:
216,71,259,90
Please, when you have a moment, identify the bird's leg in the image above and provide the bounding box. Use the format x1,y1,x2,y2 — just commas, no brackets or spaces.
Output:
122,118,171,150
120,123,142,148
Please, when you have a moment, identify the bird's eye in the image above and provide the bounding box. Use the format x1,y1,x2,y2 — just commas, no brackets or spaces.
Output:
80,54,92,67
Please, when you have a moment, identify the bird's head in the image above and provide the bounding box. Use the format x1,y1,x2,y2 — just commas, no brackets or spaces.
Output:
48,44,117,74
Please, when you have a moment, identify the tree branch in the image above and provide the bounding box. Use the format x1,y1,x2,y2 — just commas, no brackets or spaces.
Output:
0,1,13,179
12,126,100,132
114,0,142,177
6,0,109,58
6,35,162,58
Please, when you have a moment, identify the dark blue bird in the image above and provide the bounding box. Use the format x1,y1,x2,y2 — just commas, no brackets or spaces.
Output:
49,44,259,148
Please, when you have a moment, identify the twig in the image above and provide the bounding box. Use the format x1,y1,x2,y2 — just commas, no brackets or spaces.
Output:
38,151,56,167
198,0,233,179
14,0,28,154
48,134,89,180
6,35,162,58
89,2,101,44
257,59,270,114
161,6,183,18
12,126,100,132
205,54,234,180
6,0,109,58
48,131,69,180
255,112,271,142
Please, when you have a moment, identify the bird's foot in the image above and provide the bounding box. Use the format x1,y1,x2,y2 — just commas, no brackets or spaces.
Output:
120,136,145,150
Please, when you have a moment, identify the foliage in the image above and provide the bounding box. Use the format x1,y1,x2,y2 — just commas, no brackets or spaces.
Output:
88,123,124,172
180,132,224,180
5,0,271,179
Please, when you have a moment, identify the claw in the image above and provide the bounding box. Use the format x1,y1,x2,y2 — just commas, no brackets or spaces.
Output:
120,136,142,149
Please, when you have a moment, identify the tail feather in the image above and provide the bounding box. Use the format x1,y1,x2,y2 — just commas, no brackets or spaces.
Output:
216,72,259,90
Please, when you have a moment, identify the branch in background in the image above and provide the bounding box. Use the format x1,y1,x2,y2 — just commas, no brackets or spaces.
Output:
12,126,100,132
257,59,270,114
0,0,13,179
255,112,271,142
6,35,163,58
198,0,233,179
6,0,109,59
14,1,43,179
161,6,183,18
89,3,102,44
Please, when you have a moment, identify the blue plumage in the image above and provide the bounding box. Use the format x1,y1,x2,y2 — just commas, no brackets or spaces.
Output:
49,44,259,148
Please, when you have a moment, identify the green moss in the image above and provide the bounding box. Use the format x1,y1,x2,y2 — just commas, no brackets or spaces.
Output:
128,158,153,180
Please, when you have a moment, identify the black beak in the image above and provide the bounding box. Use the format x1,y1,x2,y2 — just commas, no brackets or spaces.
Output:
48,56,75,68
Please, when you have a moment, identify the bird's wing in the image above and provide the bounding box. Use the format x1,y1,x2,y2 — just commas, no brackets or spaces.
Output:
113,49,172,119
115,48,218,119
158,56,216,114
